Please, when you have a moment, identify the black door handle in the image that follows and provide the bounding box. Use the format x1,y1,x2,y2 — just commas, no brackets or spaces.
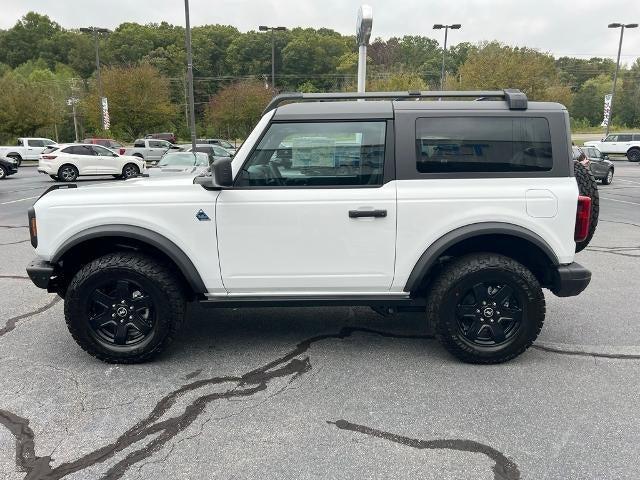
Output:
349,209,387,218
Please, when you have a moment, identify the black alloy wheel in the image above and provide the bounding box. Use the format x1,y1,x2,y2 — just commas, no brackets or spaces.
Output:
0,166,6,179
454,281,523,346
87,278,156,348
627,149,640,162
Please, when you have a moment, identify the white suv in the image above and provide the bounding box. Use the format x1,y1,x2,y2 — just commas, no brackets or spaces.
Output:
26,90,593,365
38,143,146,181
584,133,640,162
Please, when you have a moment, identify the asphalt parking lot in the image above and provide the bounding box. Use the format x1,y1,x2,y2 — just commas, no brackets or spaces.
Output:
1,164,639,480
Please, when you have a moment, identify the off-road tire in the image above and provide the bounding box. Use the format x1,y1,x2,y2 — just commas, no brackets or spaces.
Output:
574,161,599,252
427,253,545,364
627,148,640,162
64,252,186,363
601,168,613,185
58,164,79,182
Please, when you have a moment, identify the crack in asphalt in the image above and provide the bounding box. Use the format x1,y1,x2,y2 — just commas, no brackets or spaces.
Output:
586,245,640,258
0,275,29,280
599,219,640,229
328,419,520,480
0,327,446,480
0,239,30,245
0,225,28,229
0,297,61,338
532,344,640,359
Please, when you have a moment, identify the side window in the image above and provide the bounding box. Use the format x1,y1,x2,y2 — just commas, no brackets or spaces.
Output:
415,117,553,173
604,135,617,142
617,134,632,142
134,140,145,148
149,140,168,148
28,139,45,147
236,121,386,187
92,145,113,156
62,146,93,155
213,146,230,157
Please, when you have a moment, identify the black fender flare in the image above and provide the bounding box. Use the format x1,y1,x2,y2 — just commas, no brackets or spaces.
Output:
51,225,207,294
404,222,560,293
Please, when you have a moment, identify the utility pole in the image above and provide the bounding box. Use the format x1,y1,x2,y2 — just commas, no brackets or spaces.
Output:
356,5,373,93
605,22,638,136
184,0,197,153
259,25,287,89
80,27,109,130
433,24,461,90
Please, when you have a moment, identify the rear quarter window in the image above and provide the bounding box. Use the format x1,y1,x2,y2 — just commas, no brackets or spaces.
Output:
415,117,553,173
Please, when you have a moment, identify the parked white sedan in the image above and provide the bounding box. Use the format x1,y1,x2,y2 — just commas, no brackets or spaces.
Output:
38,144,146,182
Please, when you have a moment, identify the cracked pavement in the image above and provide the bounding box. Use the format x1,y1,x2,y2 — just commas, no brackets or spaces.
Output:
1,165,640,479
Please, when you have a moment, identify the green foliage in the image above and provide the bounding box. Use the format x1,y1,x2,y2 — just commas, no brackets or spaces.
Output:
368,72,427,91
80,64,176,140
571,74,619,126
205,80,272,139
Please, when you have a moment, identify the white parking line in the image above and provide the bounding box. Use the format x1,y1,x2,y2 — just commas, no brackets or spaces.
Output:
600,196,640,206
0,196,39,205
615,179,640,186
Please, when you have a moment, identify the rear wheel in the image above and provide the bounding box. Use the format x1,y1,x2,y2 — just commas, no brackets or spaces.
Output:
627,148,640,162
574,161,599,252
8,155,21,167
427,253,545,364
64,252,186,363
58,164,79,182
601,168,613,185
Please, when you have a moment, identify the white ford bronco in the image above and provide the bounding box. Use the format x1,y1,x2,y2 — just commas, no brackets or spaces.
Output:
26,90,593,364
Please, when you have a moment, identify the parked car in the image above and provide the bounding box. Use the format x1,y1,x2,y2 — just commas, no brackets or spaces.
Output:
82,138,125,150
27,89,593,365
148,151,210,176
196,138,237,154
580,146,614,184
122,139,180,165
38,144,146,182
584,133,640,161
145,132,177,144
0,156,19,179
183,144,233,163
0,137,57,167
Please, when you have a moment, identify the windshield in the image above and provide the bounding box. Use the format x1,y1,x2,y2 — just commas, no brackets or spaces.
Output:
219,140,234,148
158,152,208,167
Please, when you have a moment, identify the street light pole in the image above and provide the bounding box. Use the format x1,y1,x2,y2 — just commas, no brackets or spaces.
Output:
259,26,287,89
80,27,109,130
605,22,638,136
433,24,461,90
184,0,197,153
356,5,373,94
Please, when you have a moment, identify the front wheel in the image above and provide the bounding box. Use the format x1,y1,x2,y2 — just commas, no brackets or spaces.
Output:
602,168,613,185
64,252,186,363
121,163,140,179
0,166,6,179
58,164,79,182
8,155,21,167
427,253,545,364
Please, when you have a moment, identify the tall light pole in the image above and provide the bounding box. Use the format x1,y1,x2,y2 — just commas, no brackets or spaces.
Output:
80,26,109,130
605,22,638,136
184,0,197,153
356,5,373,93
259,25,287,89
433,23,461,90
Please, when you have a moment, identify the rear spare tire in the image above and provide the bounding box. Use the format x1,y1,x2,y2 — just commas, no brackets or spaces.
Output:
574,161,599,253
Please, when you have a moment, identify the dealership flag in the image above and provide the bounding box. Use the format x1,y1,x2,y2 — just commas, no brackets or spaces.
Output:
101,97,110,130
601,94,612,127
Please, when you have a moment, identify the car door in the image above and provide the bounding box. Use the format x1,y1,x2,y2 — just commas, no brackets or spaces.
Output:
91,145,120,174
615,134,633,154
216,120,396,294
27,139,45,160
600,134,618,154
62,145,96,174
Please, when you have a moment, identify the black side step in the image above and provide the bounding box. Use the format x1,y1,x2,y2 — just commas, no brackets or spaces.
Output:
199,294,424,308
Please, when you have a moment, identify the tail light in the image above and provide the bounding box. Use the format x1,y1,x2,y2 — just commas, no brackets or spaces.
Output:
119,148,126,155
575,195,592,242
41,155,57,160
28,207,37,248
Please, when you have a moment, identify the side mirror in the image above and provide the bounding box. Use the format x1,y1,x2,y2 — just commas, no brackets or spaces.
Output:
211,157,233,188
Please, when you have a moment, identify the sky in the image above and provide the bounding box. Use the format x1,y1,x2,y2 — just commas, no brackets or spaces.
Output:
1,0,639,65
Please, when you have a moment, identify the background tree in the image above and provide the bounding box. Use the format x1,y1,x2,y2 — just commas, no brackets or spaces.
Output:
205,80,272,139
81,64,175,140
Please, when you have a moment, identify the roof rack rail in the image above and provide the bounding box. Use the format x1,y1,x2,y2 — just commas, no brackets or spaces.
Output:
263,89,528,114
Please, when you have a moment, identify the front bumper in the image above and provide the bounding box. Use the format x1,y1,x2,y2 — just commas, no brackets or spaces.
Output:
26,258,58,290
550,262,591,297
